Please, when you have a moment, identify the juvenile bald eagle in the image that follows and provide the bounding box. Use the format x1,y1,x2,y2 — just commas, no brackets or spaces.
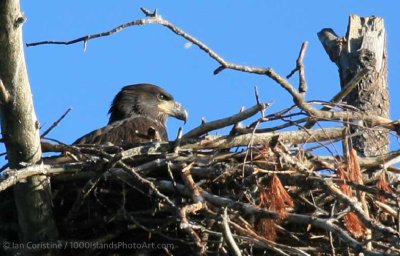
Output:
73,84,188,147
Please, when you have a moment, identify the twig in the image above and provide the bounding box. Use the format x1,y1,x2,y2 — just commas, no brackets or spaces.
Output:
41,108,72,138
329,201,337,256
183,103,269,139
181,162,203,203
117,160,177,208
26,12,162,48
67,174,104,219
374,200,397,217
179,203,205,254
382,154,400,169
0,164,51,191
174,126,184,153
229,106,246,135
165,161,177,189
230,220,308,256
304,68,371,129
222,207,242,256
241,119,260,180
66,151,113,219
287,41,308,94
398,198,400,233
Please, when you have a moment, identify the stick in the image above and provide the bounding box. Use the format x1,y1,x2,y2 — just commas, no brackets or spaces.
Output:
41,108,72,138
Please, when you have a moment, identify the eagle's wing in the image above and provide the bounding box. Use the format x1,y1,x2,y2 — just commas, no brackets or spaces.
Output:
73,115,167,147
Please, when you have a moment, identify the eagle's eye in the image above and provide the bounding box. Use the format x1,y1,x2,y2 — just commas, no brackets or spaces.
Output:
158,93,168,101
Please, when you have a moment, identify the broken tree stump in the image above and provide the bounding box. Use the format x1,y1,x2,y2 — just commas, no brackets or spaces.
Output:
318,15,389,158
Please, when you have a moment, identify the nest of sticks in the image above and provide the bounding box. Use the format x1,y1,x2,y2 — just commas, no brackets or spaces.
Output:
1,99,400,256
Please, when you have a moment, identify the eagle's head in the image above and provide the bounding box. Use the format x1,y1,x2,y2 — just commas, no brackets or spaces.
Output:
108,83,188,125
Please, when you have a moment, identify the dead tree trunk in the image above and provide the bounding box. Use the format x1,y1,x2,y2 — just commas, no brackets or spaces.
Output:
318,15,389,158
0,0,58,246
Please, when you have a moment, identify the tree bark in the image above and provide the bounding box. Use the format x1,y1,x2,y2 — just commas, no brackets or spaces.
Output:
318,15,389,157
0,0,58,247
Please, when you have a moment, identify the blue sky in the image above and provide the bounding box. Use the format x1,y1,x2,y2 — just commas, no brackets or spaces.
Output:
4,1,399,162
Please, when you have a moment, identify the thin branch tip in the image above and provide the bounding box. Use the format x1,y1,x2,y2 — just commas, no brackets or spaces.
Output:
214,66,226,75
140,7,158,17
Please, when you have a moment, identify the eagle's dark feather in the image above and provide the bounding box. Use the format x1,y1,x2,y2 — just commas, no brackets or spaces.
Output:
73,114,167,146
73,84,187,147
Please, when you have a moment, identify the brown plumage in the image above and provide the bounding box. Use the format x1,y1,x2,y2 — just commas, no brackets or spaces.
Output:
73,84,188,147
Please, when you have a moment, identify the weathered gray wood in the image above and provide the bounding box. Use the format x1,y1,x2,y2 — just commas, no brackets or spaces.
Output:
318,15,389,157
0,0,58,246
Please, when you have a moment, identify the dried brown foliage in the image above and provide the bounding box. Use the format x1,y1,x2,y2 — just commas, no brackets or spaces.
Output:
256,218,277,242
343,212,366,238
256,175,294,241
376,171,393,202
338,148,367,238
260,175,294,218
348,148,363,183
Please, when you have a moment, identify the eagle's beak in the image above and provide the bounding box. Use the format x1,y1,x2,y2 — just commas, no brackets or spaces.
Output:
171,101,188,123
160,100,188,123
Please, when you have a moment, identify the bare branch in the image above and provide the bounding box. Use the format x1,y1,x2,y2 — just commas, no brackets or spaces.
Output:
182,127,345,150
222,208,242,256
287,41,308,94
304,68,371,129
183,103,270,139
41,107,72,138
0,164,50,192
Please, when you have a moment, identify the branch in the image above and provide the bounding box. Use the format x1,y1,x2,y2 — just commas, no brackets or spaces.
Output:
183,103,270,139
181,127,345,150
0,164,50,192
222,208,242,256
41,108,72,138
317,28,341,64
26,13,164,48
178,203,205,253
229,220,309,256
287,41,308,94
304,68,371,129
